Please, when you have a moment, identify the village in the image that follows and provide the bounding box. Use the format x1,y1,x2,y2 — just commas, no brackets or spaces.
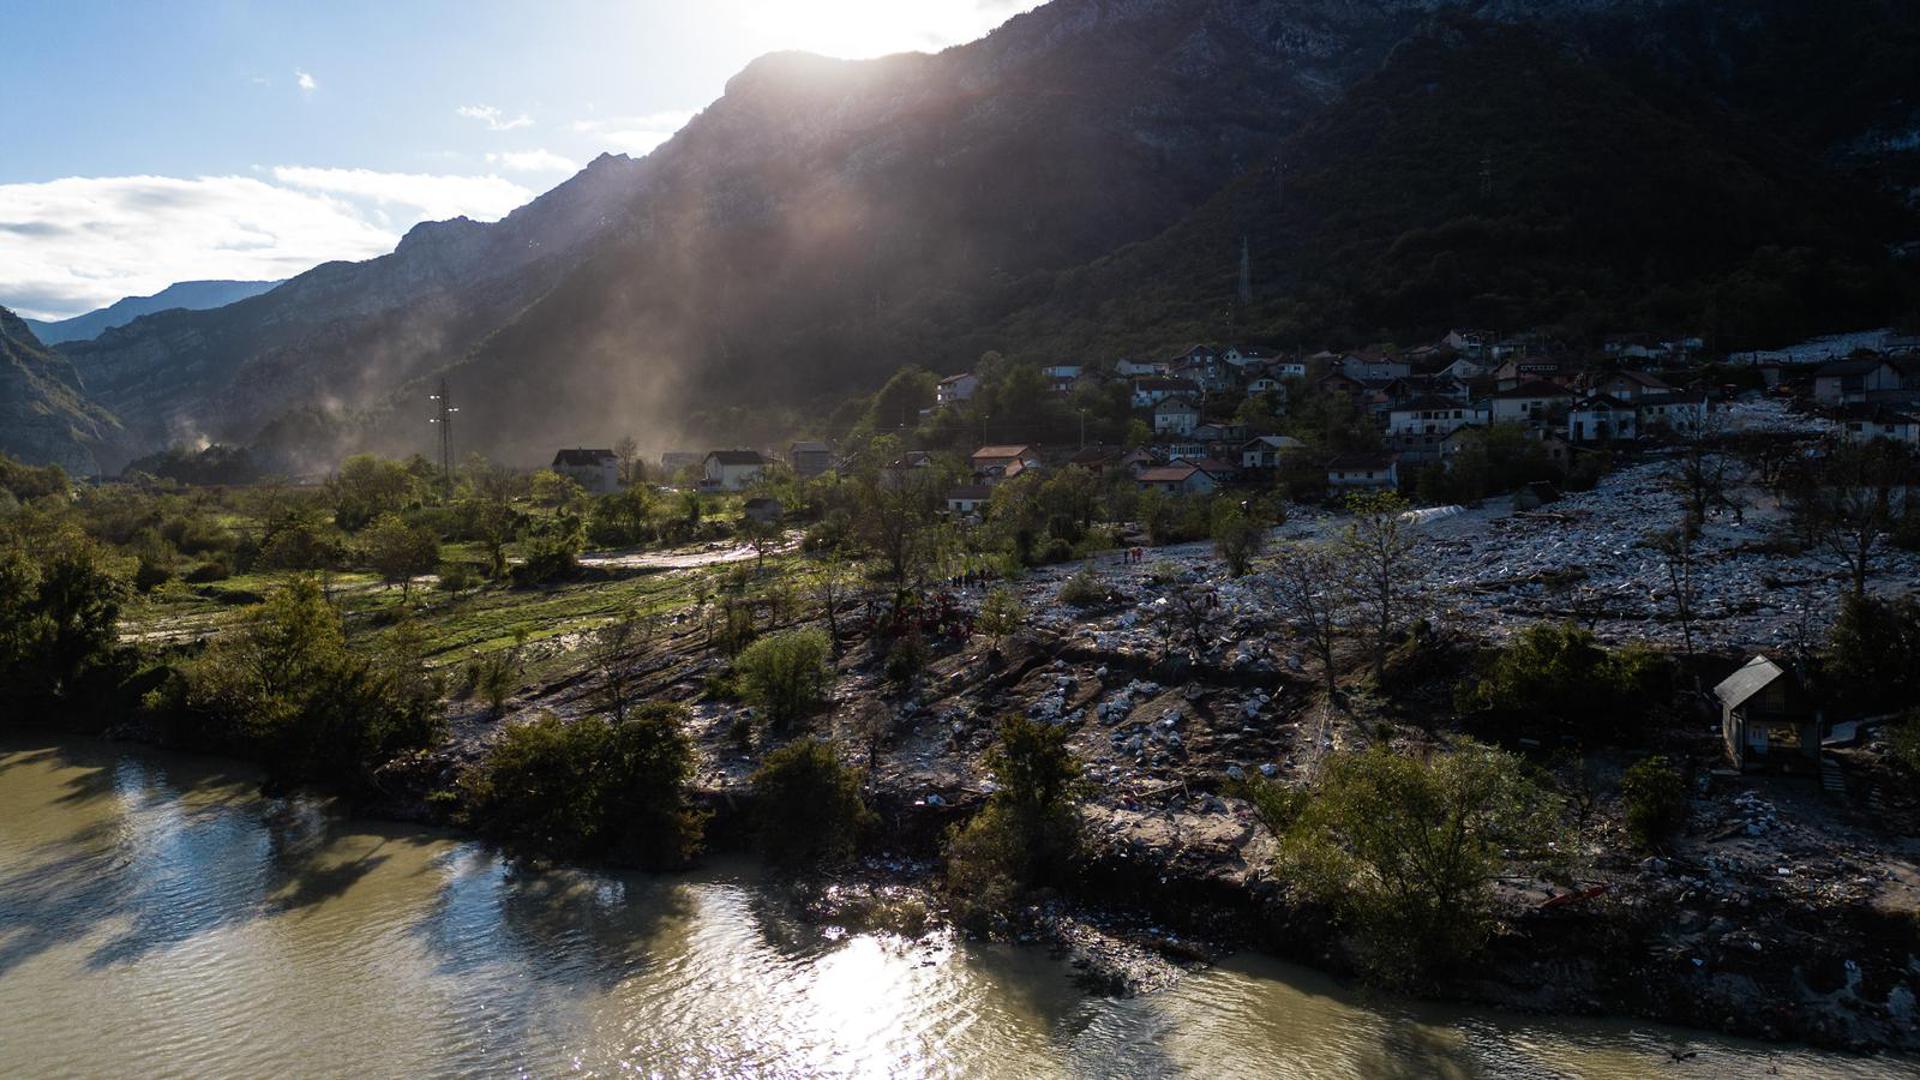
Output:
473,326,1920,1051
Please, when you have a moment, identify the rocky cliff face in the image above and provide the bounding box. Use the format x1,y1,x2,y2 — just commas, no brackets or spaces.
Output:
49,0,1920,469
0,307,117,474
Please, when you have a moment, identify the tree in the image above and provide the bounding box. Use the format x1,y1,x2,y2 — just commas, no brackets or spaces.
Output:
811,555,853,654
976,586,1027,651
589,607,653,723
945,715,1083,923
1212,503,1265,577
1621,756,1687,850
1338,491,1418,680
614,435,644,487
1824,592,1920,714
1785,440,1917,598
361,513,440,600
1242,739,1561,984
530,469,587,512
734,627,831,730
748,738,873,868
1651,527,1700,660
460,705,701,867
0,513,128,717
1264,543,1346,704
330,454,416,531
1456,622,1671,739
853,438,943,590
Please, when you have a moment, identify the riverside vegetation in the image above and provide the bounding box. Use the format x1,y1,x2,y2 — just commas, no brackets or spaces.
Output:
4,350,1920,1051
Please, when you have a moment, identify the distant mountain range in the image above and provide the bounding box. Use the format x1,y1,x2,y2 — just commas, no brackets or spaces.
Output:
25,0,1920,472
21,280,283,345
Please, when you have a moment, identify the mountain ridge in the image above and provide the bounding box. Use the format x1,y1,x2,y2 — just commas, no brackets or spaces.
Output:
22,279,283,345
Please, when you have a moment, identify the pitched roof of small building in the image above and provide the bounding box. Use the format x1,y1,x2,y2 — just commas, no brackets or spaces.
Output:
1327,453,1397,471
705,449,768,466
1154,395,1201,413
1714,655,1788,710
552,448,615,466
1242,435,1302,450
790,440,831,454
1136,464,1203,483
1391,395,1467,413
971,444,1034,461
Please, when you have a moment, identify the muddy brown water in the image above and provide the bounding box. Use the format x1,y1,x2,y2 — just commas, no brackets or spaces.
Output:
0,736,1910,1079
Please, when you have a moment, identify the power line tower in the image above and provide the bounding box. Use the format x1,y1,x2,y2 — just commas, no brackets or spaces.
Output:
429,377,458,499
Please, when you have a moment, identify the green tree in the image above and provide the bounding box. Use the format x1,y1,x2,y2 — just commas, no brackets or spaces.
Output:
1212,503,1265,577
1243,740,1561,984
1456,622,1670,739
330,454,416,531
748,738,874,868
976,586,1027,650
734,627,831,730
1823,592,1920,714
0,513,128,718
945,715,1082,923
1621,756,1687,850
361,513,440,600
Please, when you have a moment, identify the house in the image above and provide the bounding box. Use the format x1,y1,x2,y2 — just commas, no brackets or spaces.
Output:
1240,435,1303,470
1387,396,1476,438
1812,357,1902,405
946,484,992,516
970,444,1038,483
936,372,980,407
1635,392,1709,438
1568,396,1637,443
702,450,768,491
1440,356,1488,381
1312,372,1366,399
1339,350,1410,381
1444,329,1493,358
1131,376,1201,409
1135,462,1221,495
1192,421,1248,446
1224,345,1275,368
1326,453,1399,490
1490,380,1574,425
1041,365,1083,393
551,448,619,493
743,497,783,525
1115,358,1167,377
1589,369,1675,402
1116,448,1155,475
1715,655,1821,773
1153,396,1201,436
789,440,834,478
1245,374,1289,397
1837,404,1920,446
1179,456,1240,483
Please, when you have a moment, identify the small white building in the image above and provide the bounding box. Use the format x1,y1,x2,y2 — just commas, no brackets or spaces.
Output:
936,372,980,407
1568,396,1637,443
551,448,619,493
1153,396,1201,436
1387,397,1476,438
702,449,768,491
1135,462,1221,495
1326,453,1399,491
1240,435,1302,470
1490,380,1574,425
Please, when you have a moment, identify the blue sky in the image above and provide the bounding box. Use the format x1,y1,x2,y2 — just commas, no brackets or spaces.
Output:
1,0,1034,319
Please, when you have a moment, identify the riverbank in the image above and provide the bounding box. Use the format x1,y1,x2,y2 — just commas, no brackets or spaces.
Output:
6,733,1913,1079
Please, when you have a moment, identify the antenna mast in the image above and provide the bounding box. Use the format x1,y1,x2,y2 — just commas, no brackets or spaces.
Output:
429,377,458,498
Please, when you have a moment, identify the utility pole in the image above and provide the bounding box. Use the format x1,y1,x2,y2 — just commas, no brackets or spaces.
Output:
429,377,458,499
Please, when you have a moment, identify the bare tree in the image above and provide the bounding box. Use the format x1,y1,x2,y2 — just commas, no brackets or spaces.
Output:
1264,542,1346,704
613,436,643,487
812,556,853,655
1651,527,1700,660
589,607,649,722
1337,491,1419,681
1786,440,1917,598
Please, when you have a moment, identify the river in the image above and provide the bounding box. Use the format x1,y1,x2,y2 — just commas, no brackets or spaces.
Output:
0,737,1910,1079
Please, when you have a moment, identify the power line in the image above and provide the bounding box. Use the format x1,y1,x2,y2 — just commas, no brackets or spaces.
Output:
429,377,459,497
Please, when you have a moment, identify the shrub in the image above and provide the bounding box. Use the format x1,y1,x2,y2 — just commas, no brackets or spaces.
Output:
978,585,1029,646
1621,756,1688,849
1055,569,1107,608
1455,622,1671,739
1890,710,1920,774
748,738,873,868
734,627,831,730
1211,505,1266,577
184,558,232,584
1249,739,1562,986
0,516,130,719
884,631,928,687
460,704,702,867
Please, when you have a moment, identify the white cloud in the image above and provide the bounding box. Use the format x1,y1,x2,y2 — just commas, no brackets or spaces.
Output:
571,110,696,157
296,69,317,94
270,166,533,221
456,104,533,131
485,149,580,174
0,170,537,320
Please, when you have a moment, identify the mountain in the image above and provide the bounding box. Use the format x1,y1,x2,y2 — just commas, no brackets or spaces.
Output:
53,0,1920,471
22,280,284,345
0,307,117,475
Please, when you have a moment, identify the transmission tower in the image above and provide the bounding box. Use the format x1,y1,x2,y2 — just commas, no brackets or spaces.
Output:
429,377,458,498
